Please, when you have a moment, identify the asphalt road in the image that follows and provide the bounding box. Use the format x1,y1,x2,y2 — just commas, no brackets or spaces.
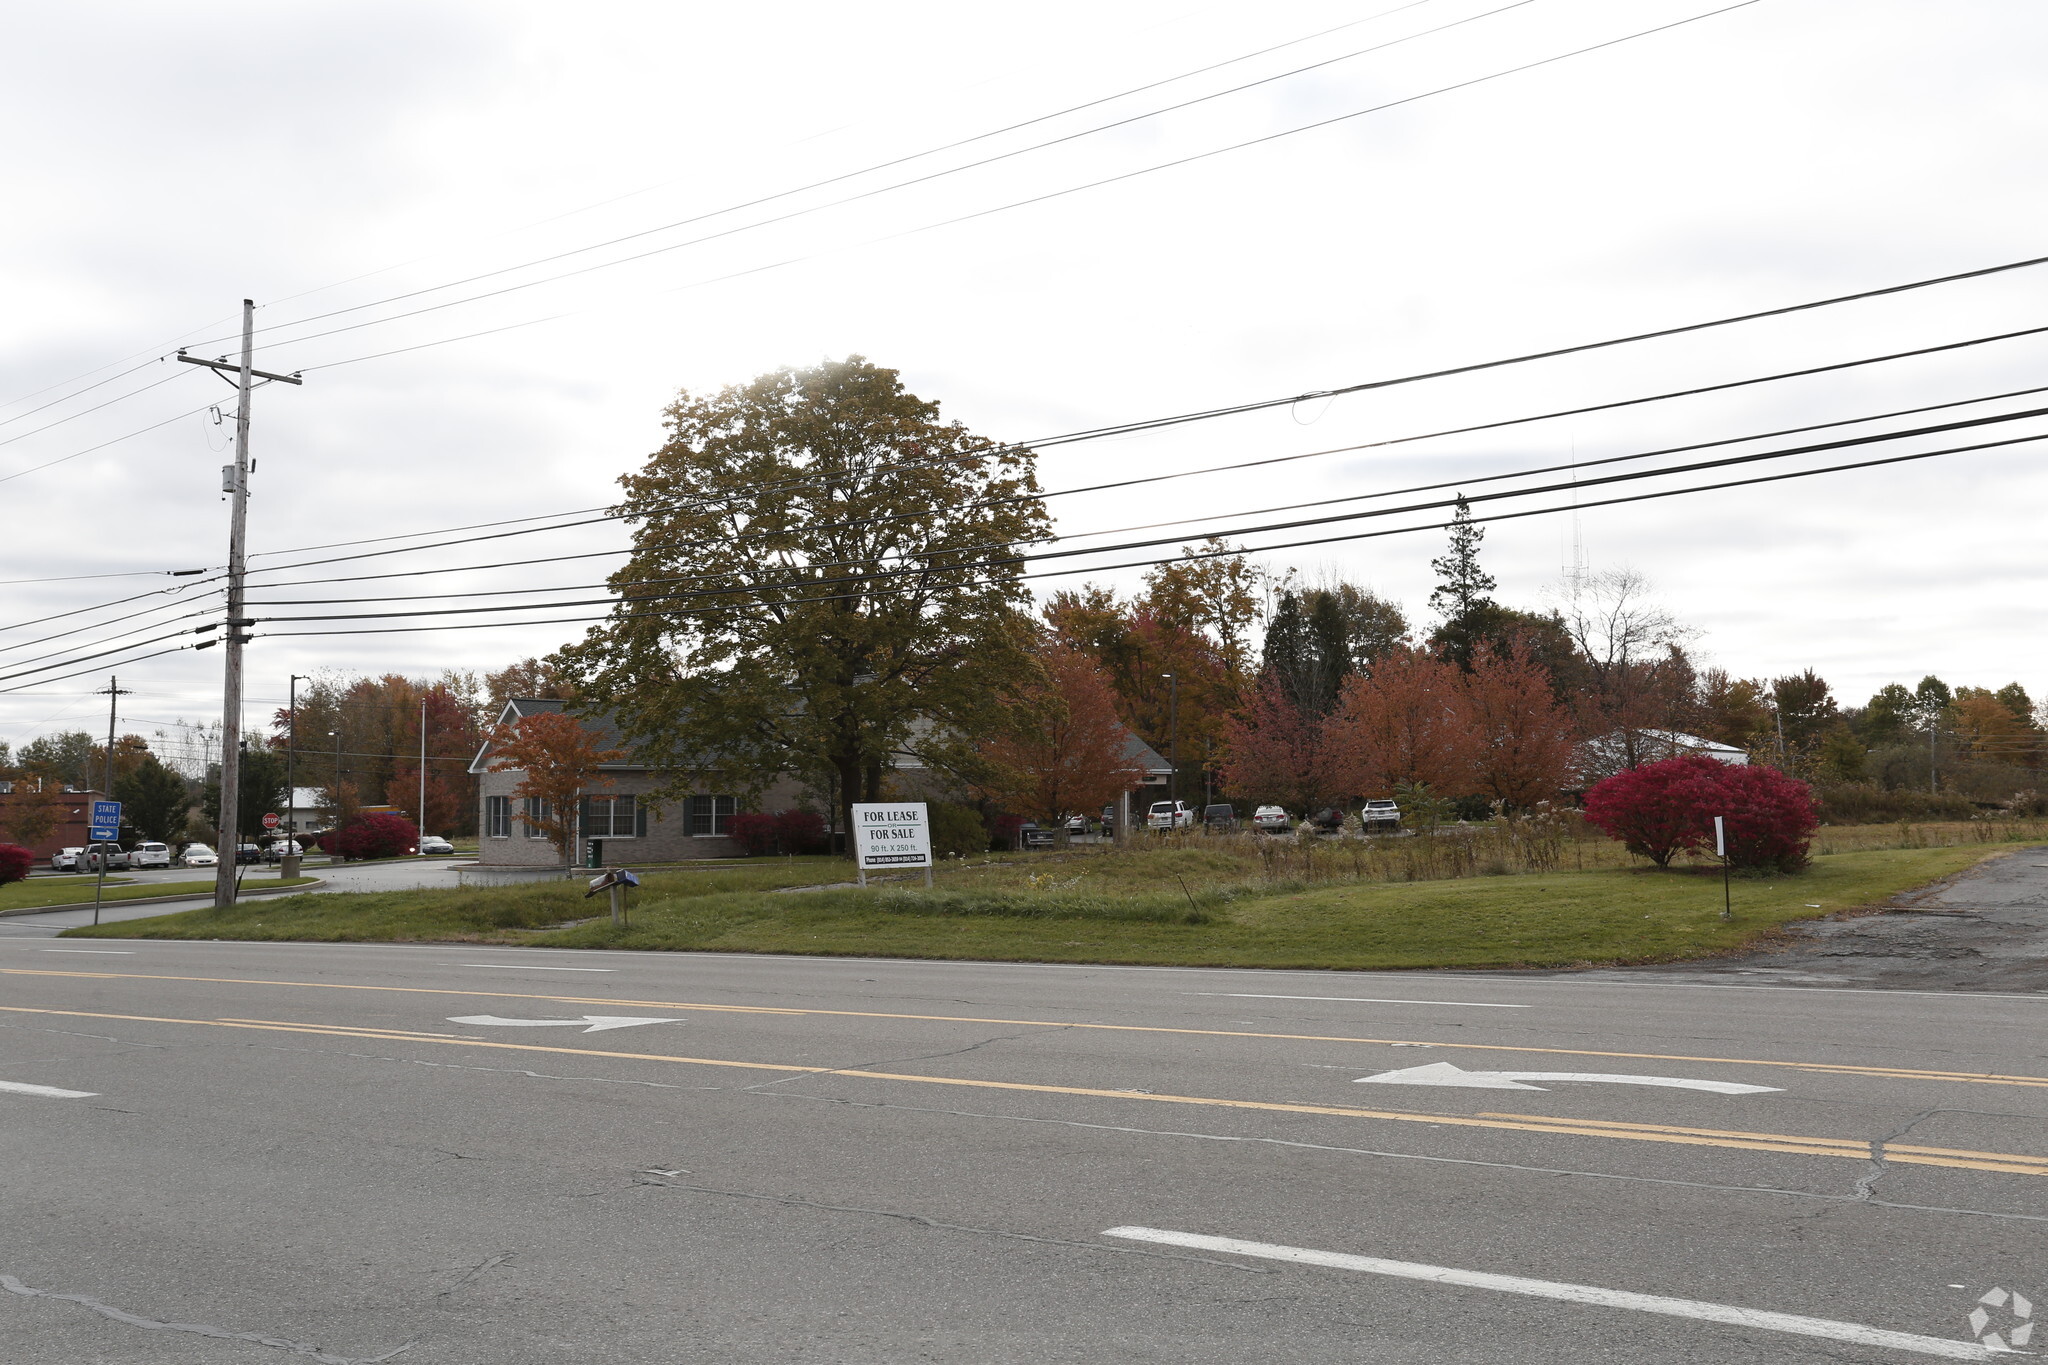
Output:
3,929,2045,1361
1,858,470,935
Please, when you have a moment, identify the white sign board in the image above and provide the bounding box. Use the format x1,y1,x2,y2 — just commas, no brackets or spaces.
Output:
853,802,932,871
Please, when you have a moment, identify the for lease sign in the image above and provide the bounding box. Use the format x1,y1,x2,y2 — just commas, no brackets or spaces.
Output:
853,802,931,869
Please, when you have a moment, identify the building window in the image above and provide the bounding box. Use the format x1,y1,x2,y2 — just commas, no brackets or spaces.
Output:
685,795,735,837
582,794,638,838
523,797,552,838
485,795,511,839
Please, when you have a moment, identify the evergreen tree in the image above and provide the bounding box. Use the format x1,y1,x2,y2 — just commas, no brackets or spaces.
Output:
1913,675,1953,725
1305,590,1354,713
1428,496,1496,621
1259,592,1315,710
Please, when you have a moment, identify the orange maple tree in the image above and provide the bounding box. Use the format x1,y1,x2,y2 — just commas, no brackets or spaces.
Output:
1462,644,1576,807
975,645,1142,822
486,710,624,866
1217,673,1348,815
1326,648,1479,795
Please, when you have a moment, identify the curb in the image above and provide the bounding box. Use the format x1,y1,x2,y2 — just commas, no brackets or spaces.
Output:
0,878,327,919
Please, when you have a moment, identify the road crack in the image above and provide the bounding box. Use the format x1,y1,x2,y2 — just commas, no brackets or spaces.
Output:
0,1273,415,1363
741,1026,1064,1095
631,1178,1271,1273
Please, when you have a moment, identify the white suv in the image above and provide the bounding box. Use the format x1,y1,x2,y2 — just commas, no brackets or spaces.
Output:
129,841,172,869
1146,800,1194,830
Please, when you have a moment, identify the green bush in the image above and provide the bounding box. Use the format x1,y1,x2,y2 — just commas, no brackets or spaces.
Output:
927,801,989,859
1815,782,1978,823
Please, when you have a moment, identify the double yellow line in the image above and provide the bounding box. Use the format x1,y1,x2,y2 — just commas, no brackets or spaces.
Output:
6,966,2047,1090
3,999,2044,1179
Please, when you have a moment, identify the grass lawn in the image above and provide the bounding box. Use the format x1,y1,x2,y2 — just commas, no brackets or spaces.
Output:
56,842,2020,970
5,876,317,913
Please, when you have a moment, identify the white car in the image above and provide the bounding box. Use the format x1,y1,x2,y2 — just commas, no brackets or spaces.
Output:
179,843,219,867
51,846,83,872
416,835,455,856
1146,800,1194,830
1251,806,1291,834
129,841,172,869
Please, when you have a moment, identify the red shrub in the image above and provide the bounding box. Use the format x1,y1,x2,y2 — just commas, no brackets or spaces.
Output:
728,813,779,856
1583,755,1817,872
327,812,419,861
1703,762,1820,873
729,810,827,856
0,843,32,886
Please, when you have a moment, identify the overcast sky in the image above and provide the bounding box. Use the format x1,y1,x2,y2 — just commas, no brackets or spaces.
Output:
4,0,2045,759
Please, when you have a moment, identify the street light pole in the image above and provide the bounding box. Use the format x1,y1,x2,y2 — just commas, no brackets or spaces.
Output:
1161,672,1179,807
417,695,428,855
285,674,308,837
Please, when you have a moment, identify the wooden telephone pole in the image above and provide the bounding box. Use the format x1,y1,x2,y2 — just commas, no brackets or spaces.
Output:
178,301,302,909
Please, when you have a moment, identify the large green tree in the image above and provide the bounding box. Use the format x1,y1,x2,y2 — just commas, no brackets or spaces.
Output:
115,753,191,842
559,357,1051,831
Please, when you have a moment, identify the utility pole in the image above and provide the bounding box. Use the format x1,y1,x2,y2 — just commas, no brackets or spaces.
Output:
91,676,133,927
179,302,302,910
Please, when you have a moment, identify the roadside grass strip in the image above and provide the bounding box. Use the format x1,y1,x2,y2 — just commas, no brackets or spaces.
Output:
1,1000,2045,1178
1101,1229,1997,1360
54,842,2028,972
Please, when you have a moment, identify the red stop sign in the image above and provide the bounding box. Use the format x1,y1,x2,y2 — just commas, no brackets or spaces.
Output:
262,812,280,830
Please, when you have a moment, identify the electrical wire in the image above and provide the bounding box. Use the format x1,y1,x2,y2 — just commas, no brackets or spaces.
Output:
0,645,202,696
191,0,1482,355
0,575,226,637
239,318,2048,591
0,397,225,486
276,2,1759,373
235,379,2048,608
249,429,2047,641
0,369,197,452
0,596,226,665
242,414,2048,627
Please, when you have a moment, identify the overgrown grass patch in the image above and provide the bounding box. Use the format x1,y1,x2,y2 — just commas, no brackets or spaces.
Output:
66,842,2022,970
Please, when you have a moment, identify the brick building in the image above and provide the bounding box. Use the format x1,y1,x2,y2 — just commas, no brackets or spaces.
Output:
0,782,107,861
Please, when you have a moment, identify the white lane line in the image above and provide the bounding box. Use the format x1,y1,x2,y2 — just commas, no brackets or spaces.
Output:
0,1080,97,1099
40,949,136,954
1191,993,1528,1009
1101,1228,1991,1360
458,963,616,972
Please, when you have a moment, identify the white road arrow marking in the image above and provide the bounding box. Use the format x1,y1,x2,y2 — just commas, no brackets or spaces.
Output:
447,1014,683,1034
0,1080,97,1099
1353,1061,1780,1094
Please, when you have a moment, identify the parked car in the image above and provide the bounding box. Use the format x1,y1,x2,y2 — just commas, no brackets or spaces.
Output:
128,841,172,869
1361,799,1401,831
235,843,264,865
51,846,83,872
261,840,304,863
1146,800,1194,830
179,843,218,867
416,834,455,856
1251,806,1291,834
1202,803,1236,831
1309,807,1346,832
80,842,128,872
1018,821,1055,849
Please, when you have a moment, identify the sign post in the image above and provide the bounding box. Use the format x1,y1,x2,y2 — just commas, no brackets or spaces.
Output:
1714,815,1731,921
88,799,121,927
852,802,933,889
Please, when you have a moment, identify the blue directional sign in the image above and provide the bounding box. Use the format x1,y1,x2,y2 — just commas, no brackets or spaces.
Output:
88,799,121,840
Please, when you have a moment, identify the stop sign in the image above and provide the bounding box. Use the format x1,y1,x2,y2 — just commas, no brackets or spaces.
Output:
262,812,280,830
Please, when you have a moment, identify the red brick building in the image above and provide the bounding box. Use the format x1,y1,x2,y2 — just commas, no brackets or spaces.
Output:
0,782,106,861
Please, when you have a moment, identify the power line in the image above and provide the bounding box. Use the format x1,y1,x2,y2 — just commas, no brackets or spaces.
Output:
275,1,1760,375
243,416,2048,628
235,379,2048,608
248,429,2045,642
192,0,1483,356
0,576,226,637
240,316,2048,591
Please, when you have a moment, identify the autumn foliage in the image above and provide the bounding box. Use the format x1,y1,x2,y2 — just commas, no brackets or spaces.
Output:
1218,673,1356,813
0,843,33,885
976,645,1143,819
1326,649,1479,795
486,709,625,865
322,812,419,861
729,810,827,856
1582,755,1818,871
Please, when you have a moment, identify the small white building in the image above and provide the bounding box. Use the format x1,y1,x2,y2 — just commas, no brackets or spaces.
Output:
1575,729,1749,786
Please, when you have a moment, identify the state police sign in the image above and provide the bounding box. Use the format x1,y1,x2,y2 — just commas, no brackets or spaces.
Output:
852,802,932,871
89,799,122,841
